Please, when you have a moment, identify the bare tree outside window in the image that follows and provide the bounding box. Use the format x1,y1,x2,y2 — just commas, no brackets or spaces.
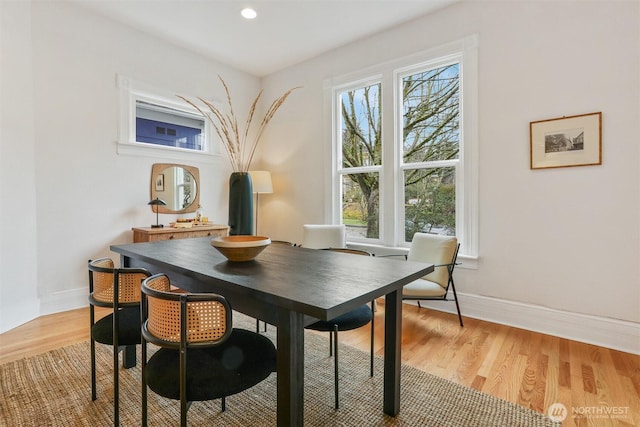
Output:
403,64,460,240
340,84,381,239
339,63,460,241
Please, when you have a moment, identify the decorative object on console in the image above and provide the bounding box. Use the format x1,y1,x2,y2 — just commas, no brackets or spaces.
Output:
210,235,271,262
249,170,273,235
228,172,254,235
178,76,300,173
178,77,299,236
148,198,167,228
195,204,204,223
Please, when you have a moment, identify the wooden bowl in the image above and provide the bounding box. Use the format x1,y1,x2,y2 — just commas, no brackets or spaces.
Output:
210,235,271,262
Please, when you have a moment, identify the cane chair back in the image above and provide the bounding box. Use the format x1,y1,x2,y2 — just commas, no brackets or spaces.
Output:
143,274,230,346
141,273,276,426
89,257,148,308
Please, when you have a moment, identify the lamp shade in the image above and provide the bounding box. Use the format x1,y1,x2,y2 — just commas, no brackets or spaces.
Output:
148,197,167,207
249,171,273,194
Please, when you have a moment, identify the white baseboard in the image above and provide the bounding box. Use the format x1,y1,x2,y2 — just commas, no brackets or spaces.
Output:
40,288,87,316
39,287,640,355
409,292,640,355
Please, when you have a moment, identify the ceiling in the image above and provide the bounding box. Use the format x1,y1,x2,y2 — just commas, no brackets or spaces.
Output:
72,0,459,77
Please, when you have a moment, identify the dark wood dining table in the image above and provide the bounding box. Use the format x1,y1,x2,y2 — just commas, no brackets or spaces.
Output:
110,237,433,426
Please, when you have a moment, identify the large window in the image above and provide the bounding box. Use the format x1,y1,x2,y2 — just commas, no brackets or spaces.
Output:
339,82,382,240
401,63,459,241
329,37,478,259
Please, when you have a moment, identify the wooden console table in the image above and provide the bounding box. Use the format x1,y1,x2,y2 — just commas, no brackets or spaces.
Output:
132,224,229,243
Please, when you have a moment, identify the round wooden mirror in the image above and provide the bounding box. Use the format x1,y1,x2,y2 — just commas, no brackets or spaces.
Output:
150,163,200,214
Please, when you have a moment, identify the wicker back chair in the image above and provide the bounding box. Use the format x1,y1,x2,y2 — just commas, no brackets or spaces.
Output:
88,258,151,426
304,248,374,409
141,274,277,427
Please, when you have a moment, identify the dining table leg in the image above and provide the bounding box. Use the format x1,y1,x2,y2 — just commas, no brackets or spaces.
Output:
277,309,305,426
383,289,402,416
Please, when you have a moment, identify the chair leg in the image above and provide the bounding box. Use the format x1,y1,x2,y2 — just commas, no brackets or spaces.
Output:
333,324,339,410
180,402,187,427
180,355,187,427
221,396,226,412
90,338,97,401
449,279,464,327
329,331,333,356
142,344,147,427
113,345,119,426
370,305,374,377
90,306,97,401
256,319,268,333
123,345,136,368
417,300,422,309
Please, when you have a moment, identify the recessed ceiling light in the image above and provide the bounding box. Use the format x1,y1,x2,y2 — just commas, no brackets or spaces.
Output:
241,8,257,19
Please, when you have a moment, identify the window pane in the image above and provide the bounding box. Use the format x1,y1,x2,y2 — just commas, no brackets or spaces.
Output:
342,173,379,240
404,167,455,242
402,64,459,163
136,101,204,151
340,84,381,168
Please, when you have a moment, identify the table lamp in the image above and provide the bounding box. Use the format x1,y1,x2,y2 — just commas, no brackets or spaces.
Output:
148,198,167,228
249,171,273,235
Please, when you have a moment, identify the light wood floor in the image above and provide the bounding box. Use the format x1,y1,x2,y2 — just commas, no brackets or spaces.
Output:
1,302,638,427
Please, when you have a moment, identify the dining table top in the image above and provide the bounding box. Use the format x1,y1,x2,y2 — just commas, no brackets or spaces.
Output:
110,237,434,322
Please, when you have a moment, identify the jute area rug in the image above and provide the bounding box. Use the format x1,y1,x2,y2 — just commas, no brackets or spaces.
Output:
1,313,559,426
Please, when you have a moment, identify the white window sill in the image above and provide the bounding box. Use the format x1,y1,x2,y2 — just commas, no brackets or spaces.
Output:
116,141,217,164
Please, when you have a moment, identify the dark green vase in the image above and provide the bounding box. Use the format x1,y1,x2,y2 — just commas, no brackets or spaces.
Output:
228,172,254,235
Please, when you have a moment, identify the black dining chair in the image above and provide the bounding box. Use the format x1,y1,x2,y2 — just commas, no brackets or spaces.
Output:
88,258,151,426
305,248,375,410
141,273,277,426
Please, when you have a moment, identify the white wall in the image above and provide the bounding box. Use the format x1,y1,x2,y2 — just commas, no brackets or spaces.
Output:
259,1,640,351
0,1,40,332
0,1,260,331
1,0,638,353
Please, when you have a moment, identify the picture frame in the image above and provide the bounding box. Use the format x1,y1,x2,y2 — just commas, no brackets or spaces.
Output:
155,173,165,191
530,112,602,169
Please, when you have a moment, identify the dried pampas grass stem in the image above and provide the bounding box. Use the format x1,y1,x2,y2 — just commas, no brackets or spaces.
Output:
178,76,300,173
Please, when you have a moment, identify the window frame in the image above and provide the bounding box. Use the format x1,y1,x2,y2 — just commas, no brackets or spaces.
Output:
395,56,462,247
333,76,385,245
117,74,218,163
326,36,478,263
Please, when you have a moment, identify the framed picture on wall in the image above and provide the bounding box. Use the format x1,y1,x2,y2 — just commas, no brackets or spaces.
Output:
530,112,602,169
155,174,165,191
